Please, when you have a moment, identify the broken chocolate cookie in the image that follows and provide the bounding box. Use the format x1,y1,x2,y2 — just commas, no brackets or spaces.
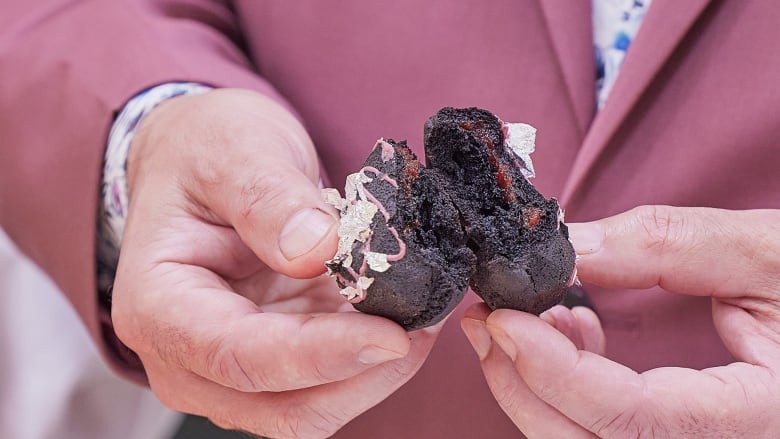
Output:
325,107,576,329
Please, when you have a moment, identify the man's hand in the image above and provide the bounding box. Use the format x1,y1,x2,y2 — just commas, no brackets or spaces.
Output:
111,89,441,439
462,206,780,438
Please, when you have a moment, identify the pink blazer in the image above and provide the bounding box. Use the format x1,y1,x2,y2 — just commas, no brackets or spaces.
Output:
2,1,779,437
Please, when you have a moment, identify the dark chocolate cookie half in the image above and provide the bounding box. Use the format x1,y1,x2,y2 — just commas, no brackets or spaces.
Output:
424,107,576,314
324,139,475,330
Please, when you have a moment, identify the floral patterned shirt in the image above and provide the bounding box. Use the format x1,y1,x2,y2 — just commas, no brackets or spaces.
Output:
593,0,653,109
96,83,211,303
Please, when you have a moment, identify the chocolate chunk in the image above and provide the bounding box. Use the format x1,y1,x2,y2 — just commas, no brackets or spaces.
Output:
424,107,576,315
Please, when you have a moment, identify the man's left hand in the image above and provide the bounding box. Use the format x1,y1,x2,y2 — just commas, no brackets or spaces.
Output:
462,206,780,438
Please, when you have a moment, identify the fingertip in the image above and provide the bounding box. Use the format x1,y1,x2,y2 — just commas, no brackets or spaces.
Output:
343,312,412,355
484,309,535,360
540,305,568,326
357,345,407,365
485,309,581,364
485,308,533,329
337,301,357,313
570,305,599,325
416,312,453,336
283,311,411,355
566,222,604,256
228,167,340,279
461,318,492,360
275,205,339,278
463,302,492,321
295,312,413,372
279,207,338,260
217,312,416,391
571,306,606,354
541,305,582,342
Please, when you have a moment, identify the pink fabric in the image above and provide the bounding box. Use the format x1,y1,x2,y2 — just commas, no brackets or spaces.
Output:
2,1,779,437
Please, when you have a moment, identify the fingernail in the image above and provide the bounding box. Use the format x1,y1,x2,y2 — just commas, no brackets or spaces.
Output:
486,325,518,360
461,318,491,360
357,345,406,365
567,223,603,255
418,314,450,335
279,208,336,260
539,309,557,326
337,302,357,313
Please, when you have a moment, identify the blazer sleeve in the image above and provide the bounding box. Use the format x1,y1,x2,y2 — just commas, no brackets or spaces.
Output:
0,0,289,383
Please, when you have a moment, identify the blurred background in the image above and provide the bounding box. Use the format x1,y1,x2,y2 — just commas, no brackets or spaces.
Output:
0,228,245,439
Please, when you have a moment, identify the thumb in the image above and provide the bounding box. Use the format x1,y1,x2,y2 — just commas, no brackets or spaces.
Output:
224,162,339,278
195,97,339,278
132,88,340,278
567,205,779,299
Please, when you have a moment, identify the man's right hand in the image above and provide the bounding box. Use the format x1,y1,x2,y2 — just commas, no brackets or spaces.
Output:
111,89,442,439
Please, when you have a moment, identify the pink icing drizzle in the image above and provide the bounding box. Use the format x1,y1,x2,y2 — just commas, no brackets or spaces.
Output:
337,164,407,303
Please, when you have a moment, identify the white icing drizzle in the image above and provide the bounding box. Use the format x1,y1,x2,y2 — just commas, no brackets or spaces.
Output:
568,265,581,287
502,122,537,179
323,142,407,303
341,276,375,302
364,251,391,272
379,138,395,162
322,188,347,211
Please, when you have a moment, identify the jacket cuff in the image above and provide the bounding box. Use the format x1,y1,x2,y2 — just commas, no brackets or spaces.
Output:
97,82,212,309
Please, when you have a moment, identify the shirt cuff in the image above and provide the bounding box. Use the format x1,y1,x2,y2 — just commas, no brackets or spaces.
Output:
96,82,212,302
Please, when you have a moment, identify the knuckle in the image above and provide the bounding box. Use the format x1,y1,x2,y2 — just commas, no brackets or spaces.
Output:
295,318,345,386
205,337,270,392
238,172,289,222
110,305,140,350
633,205,686,253
274,400,344,439
207,406,266,437
112,278,198,369
747,216,780,281
675,410,726,438
671,401,744,438
588,387,671,439
109,283,153,354
135,317,195,369
376,357,418,386
586,372,644,437
490,377,526,415
532,379,562,407
754,238,780,275
591,409,655,438
588,411,625,437
309,359,339,384
148,382,189,414
672,374,757,437
210,407,339,439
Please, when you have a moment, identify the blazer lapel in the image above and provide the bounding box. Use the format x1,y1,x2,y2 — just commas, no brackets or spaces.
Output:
537,0,596,137
560,0,713,206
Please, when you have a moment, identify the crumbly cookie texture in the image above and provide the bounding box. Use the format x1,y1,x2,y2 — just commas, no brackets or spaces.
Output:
325,107,577,329
323,140,406,303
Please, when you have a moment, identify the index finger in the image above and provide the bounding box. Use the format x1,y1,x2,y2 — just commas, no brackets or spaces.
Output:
113,263,412,393
486,309,776,438
568,206,780,298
